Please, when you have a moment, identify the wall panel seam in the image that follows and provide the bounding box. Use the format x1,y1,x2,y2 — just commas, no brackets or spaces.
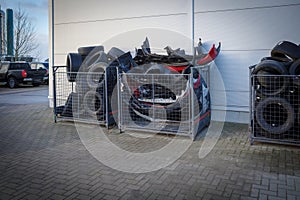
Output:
195,3,300,14
54,12,188,25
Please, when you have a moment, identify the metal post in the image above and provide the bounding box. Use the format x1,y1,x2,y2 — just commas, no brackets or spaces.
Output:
191,0,195,52
248,65,256,144
105,68,109,129
190,69,195,139
151,74,154,125
117,69,122,133
53,66,57,123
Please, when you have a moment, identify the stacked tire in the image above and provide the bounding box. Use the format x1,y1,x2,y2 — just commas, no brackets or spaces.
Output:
251,41,300,139
65,45,135,126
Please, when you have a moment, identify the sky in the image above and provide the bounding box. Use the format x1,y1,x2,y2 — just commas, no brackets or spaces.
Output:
0,0,48,61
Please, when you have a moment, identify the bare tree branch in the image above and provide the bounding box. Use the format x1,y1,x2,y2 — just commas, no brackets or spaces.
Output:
13,6,39,60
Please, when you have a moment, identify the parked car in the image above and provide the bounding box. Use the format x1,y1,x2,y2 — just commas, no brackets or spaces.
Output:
30,62,49,84
0,62,46,88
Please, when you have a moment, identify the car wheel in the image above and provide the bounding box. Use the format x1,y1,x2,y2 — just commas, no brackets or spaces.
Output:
32,83,40,87
8,77,18,89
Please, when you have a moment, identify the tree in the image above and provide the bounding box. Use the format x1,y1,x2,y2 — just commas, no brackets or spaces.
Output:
13,6,39,60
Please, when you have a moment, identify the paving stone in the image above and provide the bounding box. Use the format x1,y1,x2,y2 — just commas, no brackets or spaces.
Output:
287,194,297,200
0,104,299,199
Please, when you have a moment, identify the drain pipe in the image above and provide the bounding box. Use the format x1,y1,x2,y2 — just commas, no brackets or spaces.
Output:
50,0,55,108
191,0,196,66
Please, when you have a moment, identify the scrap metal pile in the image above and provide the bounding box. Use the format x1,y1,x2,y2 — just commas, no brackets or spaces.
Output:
56,38,221,136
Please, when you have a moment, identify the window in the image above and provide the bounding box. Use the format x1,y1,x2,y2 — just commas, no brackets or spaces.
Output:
9,63,30,70
37,63,46,70
30,63,37,69
0,63,9,73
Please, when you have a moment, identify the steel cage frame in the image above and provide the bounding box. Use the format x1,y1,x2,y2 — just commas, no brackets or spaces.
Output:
53,66,110,126
249,67,300,146
53,65,210,140
117,65,210,140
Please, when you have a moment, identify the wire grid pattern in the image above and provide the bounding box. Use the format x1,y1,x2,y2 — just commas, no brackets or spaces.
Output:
54,70,107,125
250,74,300,145
118,73,191,136
118,65,210,138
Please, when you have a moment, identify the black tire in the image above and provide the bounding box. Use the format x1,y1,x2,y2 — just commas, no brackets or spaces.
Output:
32,83,40,87
66,53,82,82
83,90,103,116
297,107,300,123
83,51,108,70
78,46,104,57
289,59,300,86
107,47,125,60
255,97,294,134
8,77,18,89
252,60,288,96
260,57,293,67
271,41,300,61
86,62,107,88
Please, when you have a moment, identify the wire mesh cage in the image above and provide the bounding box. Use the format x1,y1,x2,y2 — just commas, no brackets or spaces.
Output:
53,66,108,125
53,64,211,139
250,71,300,145
117,65,211,139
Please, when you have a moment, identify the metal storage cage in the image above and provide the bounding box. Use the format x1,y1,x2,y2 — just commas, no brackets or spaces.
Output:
53,64,211,140
117,65,211,140
249,67,300,146
53,66,109,126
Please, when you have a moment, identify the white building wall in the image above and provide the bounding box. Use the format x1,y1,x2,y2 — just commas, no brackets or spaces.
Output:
49,0,300,123
49,0,193,108
194,0,300,123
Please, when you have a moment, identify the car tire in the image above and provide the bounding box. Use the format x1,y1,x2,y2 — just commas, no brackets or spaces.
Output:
8,77,18,89
289,59,300,86
83,90,103,116
32,83,40,87
86,62,107,88
260,57,293,67
83,51,108,70
271,41,300,61
252,60,288,96
66,53,82,82
78,46,104,57
107,47,125,60
255,97,294,134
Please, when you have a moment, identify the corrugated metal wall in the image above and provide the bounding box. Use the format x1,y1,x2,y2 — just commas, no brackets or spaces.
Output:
49,0,300,123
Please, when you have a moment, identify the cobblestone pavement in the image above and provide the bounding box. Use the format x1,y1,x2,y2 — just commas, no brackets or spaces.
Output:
0,103,300,200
